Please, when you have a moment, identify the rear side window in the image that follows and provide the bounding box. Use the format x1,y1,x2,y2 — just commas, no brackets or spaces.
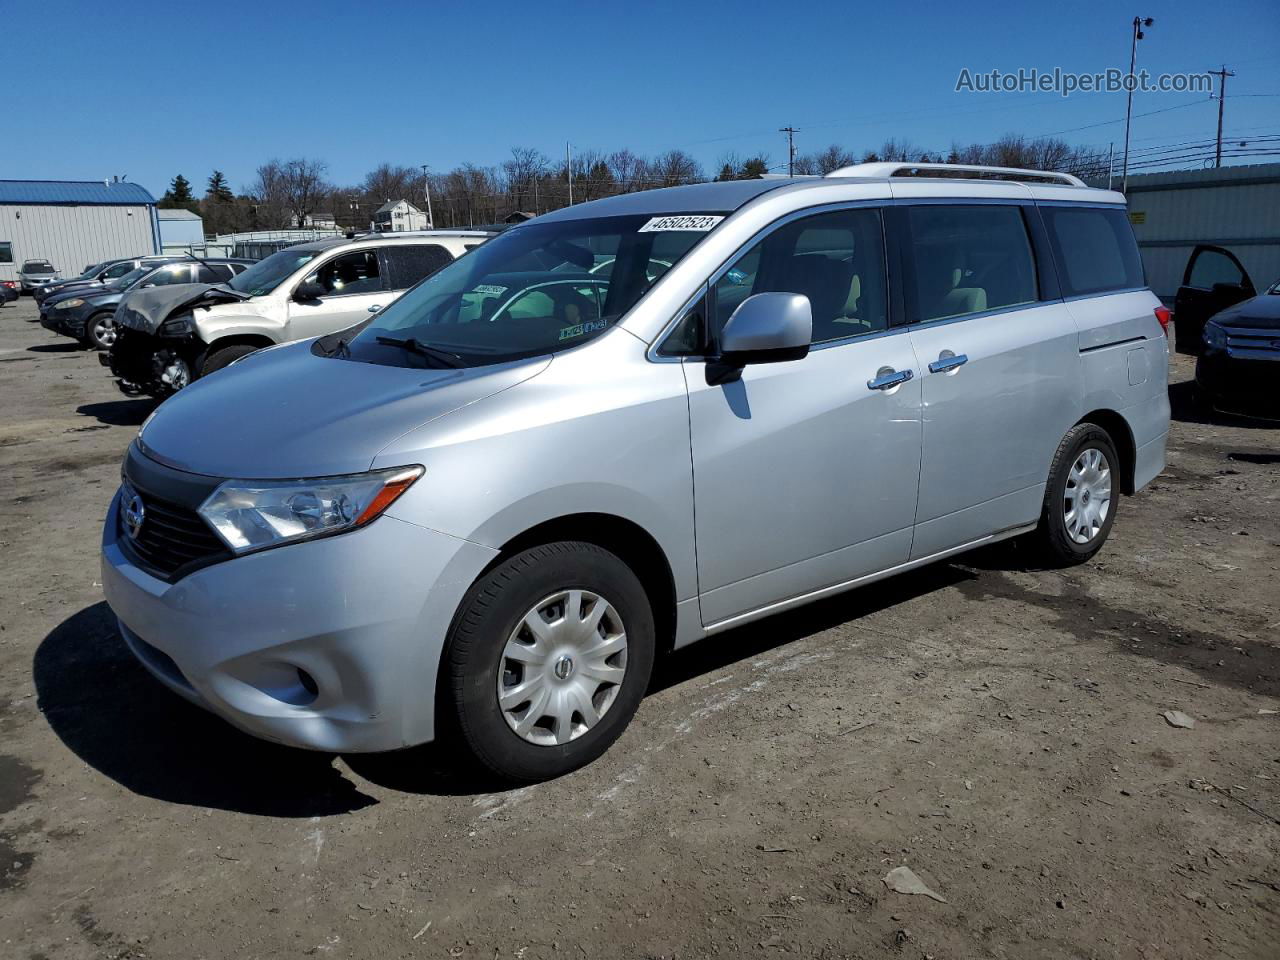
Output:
1041,206,1144,297
905,205,1037,322
382,244,453,290
197,264,234,282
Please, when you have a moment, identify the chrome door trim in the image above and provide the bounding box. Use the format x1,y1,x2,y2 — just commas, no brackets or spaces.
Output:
702,523,1037,636
927,353,969,373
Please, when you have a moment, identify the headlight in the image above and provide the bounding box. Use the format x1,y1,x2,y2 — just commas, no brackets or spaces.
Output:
160,313,193,336
1203,322,1227,352
198,466,423,555
55,298,86,309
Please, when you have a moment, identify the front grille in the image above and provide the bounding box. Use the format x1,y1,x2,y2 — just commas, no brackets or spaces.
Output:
1223,325,1280,356
120,490,231,580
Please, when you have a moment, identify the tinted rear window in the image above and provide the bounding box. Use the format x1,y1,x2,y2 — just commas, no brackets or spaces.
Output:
1041,206,1145,297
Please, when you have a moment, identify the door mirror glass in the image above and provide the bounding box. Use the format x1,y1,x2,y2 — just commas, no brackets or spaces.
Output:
720,292,812,366
293,280,326,303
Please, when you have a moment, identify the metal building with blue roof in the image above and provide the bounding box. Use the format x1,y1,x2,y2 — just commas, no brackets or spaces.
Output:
0,179,159,283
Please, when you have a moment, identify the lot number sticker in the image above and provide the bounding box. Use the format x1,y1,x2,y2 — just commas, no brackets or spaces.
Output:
638,215,724,232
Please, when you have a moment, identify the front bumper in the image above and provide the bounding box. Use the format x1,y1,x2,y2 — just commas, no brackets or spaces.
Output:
101,490,498,752
1196,352,1279,419
40,309,87,337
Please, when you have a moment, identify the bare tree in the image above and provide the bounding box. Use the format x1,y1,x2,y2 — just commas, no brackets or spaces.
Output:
503,147,548,211
248,160,290,229
606,149,648,192
279,158,331,228
650,150,703,187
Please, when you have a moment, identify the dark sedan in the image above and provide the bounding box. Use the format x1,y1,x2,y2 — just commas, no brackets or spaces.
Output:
41,259,252,349
1196,279,1280,420
34,256,177,303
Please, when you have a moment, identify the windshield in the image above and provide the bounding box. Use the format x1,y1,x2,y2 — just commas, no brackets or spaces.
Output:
23,261,54,272
115,267,151,289
76,263,104,279
227,248,320,296
340,213,723,368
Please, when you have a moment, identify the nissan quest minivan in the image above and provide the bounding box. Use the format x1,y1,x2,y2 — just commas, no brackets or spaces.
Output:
101,164,1171,781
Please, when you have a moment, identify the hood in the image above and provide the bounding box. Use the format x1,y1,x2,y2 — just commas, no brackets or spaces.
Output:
1209,293,1280,330
115,282,244,334
45,285,112,306
138,340,551,478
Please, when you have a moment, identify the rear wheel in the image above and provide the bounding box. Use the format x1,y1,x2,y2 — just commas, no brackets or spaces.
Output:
444,541,655,782
1027,424,1119,566
83,312,117,350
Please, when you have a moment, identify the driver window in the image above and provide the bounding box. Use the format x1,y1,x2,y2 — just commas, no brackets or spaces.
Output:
712,208,887,344
311,251,381,297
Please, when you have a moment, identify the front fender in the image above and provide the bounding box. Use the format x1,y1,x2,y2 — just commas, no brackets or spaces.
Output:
194,312,285,345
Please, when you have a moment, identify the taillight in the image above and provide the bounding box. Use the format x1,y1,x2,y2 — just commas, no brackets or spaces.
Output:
1154,306,1171,336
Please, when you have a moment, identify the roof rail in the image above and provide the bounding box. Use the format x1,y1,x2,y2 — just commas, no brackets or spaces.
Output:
824,162,1086,188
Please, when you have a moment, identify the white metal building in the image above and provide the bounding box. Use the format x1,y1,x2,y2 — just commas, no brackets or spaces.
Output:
1120,163,1280,300
0,180,159,283
157,208,205,253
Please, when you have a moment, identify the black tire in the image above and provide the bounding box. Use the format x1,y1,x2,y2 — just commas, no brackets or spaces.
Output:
444,541,655,782
83,312,117,351
198,343,258,378
1027,423,1120,567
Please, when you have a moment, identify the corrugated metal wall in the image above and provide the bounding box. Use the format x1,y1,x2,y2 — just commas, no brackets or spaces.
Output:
0,204,157,282
1127,166,1280,300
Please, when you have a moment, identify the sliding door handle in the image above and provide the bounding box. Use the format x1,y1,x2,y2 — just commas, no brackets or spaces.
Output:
928,352,968,374
867,368,913,391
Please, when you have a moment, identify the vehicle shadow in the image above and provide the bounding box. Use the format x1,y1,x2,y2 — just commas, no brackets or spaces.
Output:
34,603,379,818
27,342,84,354
1168,380,1275,430
76,399,158,427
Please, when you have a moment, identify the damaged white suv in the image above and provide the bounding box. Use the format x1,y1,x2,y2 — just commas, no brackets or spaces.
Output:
104,231,494,396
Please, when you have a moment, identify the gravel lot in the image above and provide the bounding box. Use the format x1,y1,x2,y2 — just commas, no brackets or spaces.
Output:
1,294,1277,960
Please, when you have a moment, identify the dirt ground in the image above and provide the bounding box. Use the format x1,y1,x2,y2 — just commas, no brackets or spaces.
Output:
0,294,1277,960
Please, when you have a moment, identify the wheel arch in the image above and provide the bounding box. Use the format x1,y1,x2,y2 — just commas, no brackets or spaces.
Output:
488,512,679,655
1076,408,1137,495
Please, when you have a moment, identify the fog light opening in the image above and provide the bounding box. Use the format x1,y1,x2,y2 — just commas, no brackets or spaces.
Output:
297,668,319,698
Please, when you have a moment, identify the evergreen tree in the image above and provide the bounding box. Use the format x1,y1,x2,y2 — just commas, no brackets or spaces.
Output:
161,174,194,205
206,170,234,203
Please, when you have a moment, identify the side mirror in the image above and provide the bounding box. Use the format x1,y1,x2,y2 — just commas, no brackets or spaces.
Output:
293,280,325,303
719,292,812,367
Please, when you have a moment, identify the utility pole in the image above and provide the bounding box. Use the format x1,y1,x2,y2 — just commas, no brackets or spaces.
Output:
1107,142,1115,190
1122,15,1154,193
566,142,574,206
420,164,434,229
1210,65,1235,168
780,126,799,177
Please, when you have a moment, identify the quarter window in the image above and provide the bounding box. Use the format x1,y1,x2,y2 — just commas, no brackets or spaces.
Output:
712,208,887,345
312,251,382,296
1041,206,1144,297
905,205,1037,322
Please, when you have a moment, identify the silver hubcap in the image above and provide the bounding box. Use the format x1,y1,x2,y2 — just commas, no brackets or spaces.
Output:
93,316,116,347
1064,447,1112,544
498,589,627,746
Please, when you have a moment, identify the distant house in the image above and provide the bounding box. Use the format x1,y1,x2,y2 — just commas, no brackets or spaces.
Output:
504,211,535,223
302,211,336,229
373,199,429,232
157,208,205,252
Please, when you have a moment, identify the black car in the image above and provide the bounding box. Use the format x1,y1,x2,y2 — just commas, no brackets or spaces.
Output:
1196,276,1280,420
34,256,174,304
41,258,253,350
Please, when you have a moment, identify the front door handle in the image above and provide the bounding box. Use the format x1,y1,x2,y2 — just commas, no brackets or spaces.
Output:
928,352,969,374
867,368,913,391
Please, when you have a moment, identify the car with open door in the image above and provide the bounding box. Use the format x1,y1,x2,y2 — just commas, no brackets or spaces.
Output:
1195,275,1280,419
1173,244,1257,355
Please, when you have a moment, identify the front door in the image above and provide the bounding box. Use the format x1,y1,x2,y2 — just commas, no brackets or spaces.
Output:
901,203,1079,558
286,249,388,340
1172,244,1255,354
682,207,923,628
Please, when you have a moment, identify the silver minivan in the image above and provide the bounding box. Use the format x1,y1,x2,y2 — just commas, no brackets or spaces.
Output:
101,163,1171,781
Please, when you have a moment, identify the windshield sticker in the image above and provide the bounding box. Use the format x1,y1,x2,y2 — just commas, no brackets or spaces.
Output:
637,215,724,233
558,319,610,341
473,284,508,296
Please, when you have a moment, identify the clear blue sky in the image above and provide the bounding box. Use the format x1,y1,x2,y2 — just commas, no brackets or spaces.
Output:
2,0,1276,198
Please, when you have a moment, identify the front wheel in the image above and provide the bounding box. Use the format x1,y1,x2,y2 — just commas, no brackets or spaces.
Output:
444,541,655,782
1026,424,1120,566
83,312,117,350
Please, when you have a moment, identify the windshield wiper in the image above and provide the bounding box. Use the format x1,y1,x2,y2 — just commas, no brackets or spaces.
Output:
375,336,465,368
